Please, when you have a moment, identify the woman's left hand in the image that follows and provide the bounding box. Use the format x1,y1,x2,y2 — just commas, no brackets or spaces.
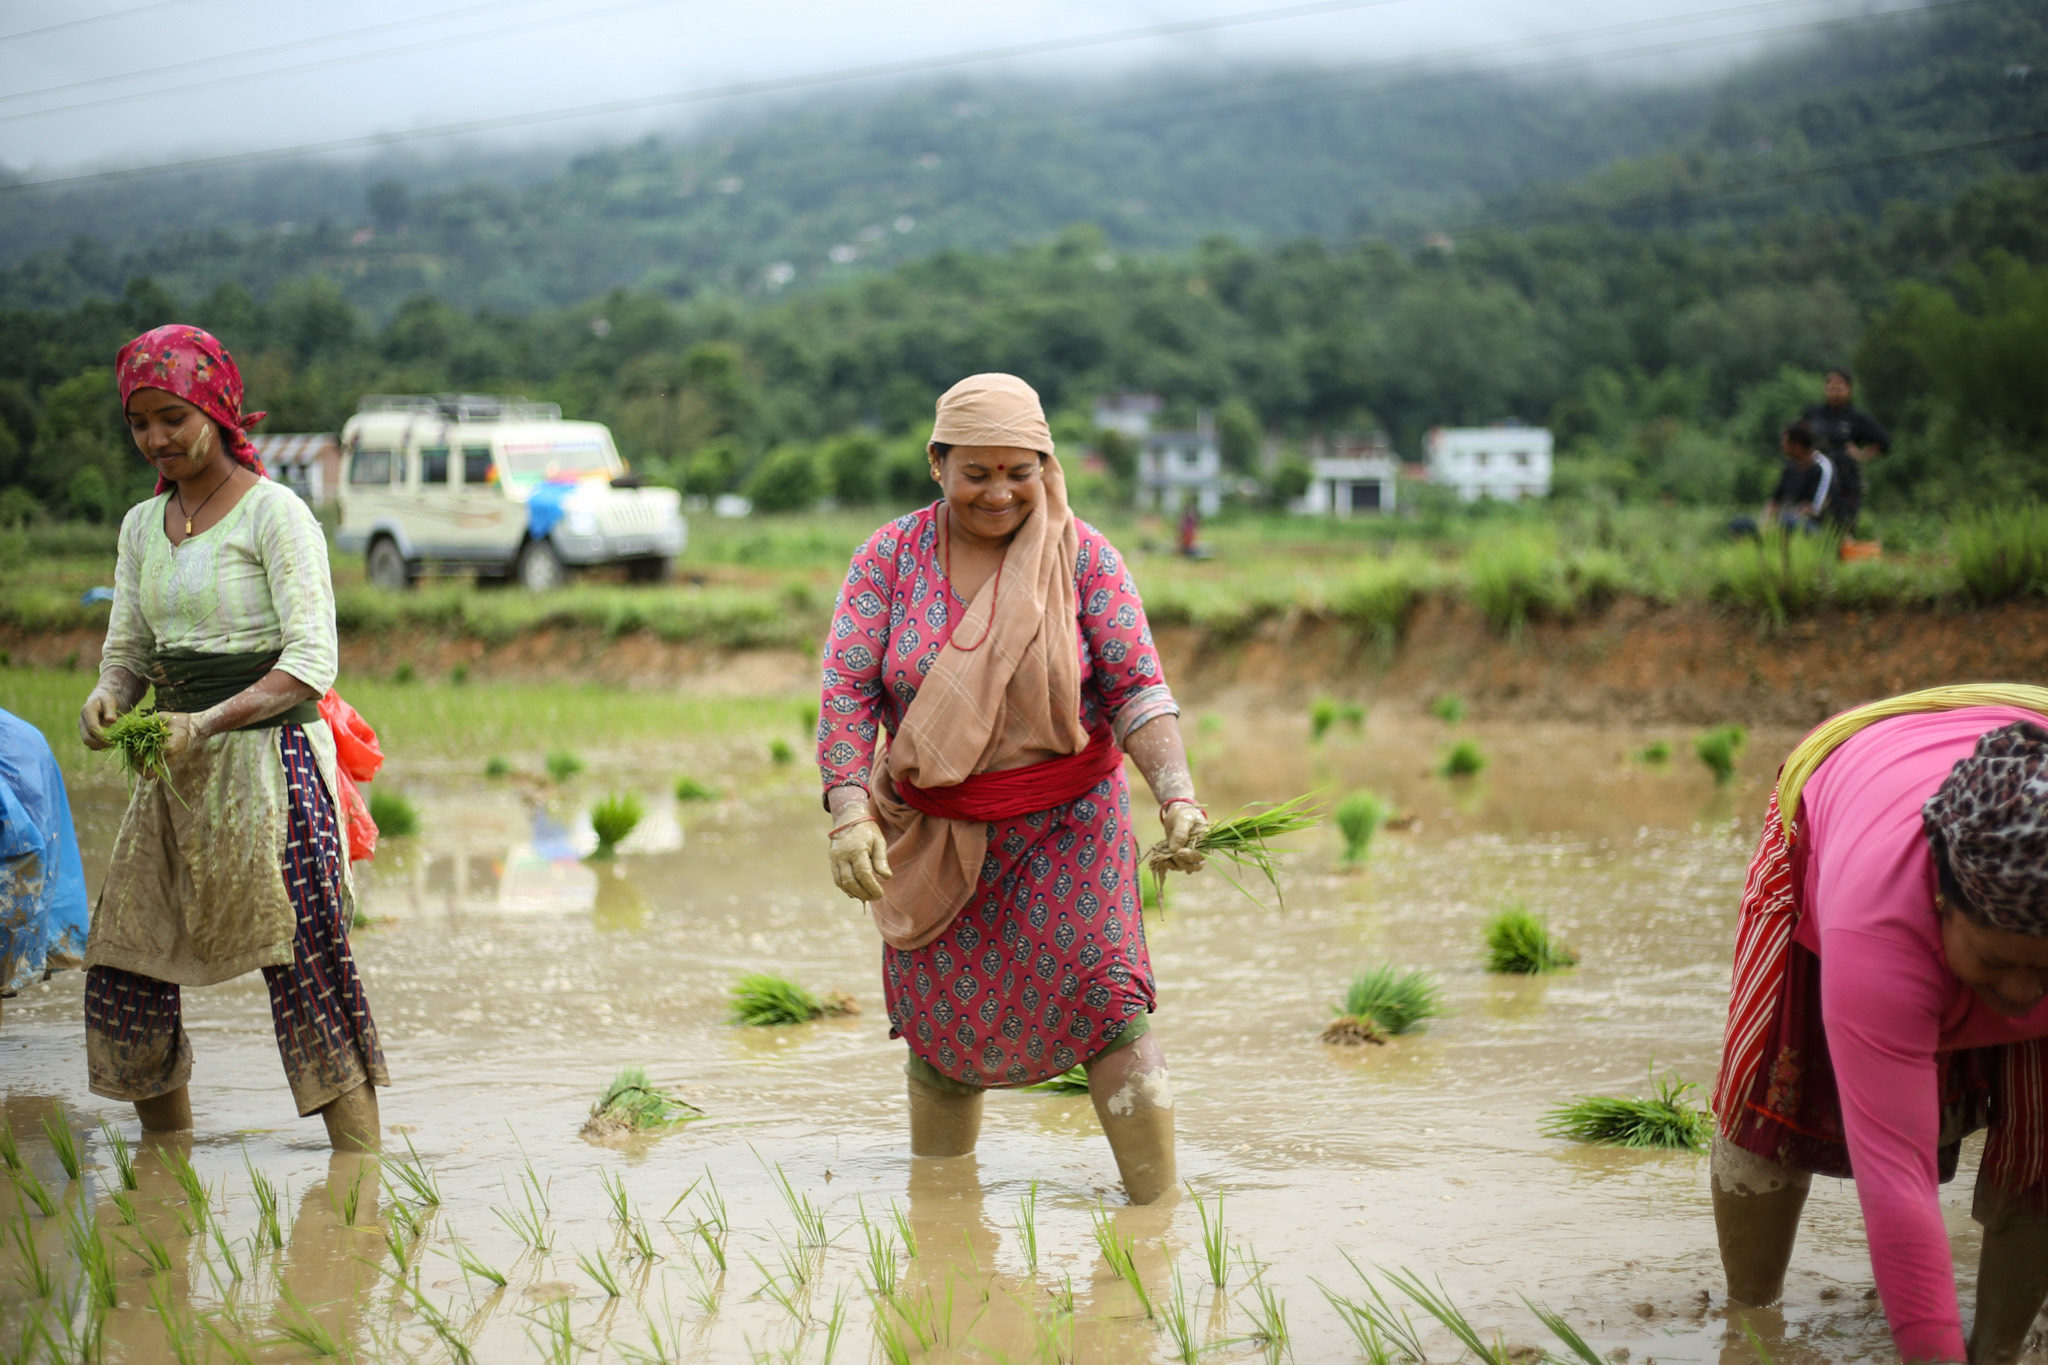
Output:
1158,802,1209,872
160,711,207,761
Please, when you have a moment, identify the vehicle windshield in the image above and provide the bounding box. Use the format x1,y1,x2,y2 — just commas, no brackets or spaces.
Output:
498,437,618,480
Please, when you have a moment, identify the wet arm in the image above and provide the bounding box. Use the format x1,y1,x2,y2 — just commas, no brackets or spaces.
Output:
1123,714,1194,808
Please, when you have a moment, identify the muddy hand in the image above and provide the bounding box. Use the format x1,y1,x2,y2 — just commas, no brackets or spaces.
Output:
1158,803,1209,873
829,805,893,901
78,687,123,750
160,711,206,761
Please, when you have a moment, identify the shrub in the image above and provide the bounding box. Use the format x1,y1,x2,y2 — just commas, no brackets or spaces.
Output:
1484,904,1577,973
1329,965,1444,1036
367,789,420,836
1952,502,2048,605
1695,724,1748,783
1334,792,1390,864
1466,533,1566,636
1708,530,1833,627
1440,740,1486,778
746,444,821,513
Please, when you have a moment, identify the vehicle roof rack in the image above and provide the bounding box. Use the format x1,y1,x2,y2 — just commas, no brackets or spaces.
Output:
356,394,562,422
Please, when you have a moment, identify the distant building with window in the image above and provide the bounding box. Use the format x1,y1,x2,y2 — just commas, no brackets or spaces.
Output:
1137,411,1226,516
253,433,344,506
1297,432,1399,517
1425,425,1552,501
1093,393,1162,440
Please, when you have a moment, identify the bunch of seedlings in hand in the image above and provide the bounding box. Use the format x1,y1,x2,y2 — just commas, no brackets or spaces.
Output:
730,972,859,1026
579,1065,703,1139
1484,904,1577,974
1322,965,1445,1045
103,708,174,784
1146,792,1322,910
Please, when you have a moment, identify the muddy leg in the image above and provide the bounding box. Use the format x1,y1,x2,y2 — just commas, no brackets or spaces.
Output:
1968,1223,2048,1365
1711,1135,1811,1305
907,1076,983,1158
319,1083,380,1154
1087,1034,1176,1206
135,1083,193,1133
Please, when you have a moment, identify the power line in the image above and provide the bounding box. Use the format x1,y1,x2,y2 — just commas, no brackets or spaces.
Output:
0,0,1430,193
0,0,616,109
0,0,210,45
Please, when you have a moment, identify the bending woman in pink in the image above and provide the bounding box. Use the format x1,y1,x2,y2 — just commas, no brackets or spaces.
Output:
1714,687,2048,1363
815,373,1207,1204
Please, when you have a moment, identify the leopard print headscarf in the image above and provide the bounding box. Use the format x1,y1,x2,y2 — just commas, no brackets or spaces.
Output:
1923,720,2048,935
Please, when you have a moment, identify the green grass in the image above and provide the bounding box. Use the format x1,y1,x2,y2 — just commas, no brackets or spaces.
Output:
367,788,420,836
1331,965,1445,1036
1022,1065,1091,1095
1440,739,1487,777
581,1065,702,1137
673,775,718,801
1695,723,1748,784
1953,501,2048,605
1484,905,1577,974
588,792,645,856
730,972,856,1026
1709,529,1835,627
545,749,584,783
1468,532,1569,635
1334,791,1391,864
1429,693,1467,725
1541,1073,1714,1151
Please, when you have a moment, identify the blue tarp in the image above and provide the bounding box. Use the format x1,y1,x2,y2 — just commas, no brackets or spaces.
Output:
0,708,90,994
526,480,575,540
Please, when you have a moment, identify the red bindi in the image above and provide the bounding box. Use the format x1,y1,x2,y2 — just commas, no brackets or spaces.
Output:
996,463,1006,471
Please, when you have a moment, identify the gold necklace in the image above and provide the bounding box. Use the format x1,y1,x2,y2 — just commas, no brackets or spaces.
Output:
173,473,229,538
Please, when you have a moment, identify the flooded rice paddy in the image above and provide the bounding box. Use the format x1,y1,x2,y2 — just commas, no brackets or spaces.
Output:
0,694,2002,1362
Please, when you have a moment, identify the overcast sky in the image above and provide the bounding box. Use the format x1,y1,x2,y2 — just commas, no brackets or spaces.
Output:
1,0,1884,176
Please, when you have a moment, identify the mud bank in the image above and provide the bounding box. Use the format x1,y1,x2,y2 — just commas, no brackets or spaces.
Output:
7,598,2045,725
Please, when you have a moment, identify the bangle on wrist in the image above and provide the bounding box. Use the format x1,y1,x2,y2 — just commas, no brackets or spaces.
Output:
1160,797,1204,816
829,814,877,838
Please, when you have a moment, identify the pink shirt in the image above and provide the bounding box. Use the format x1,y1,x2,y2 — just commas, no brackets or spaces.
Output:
1796,706,2048,1362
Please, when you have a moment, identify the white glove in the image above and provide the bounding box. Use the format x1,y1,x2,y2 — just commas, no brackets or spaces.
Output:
160,712,207,762
78,687,124,750
829,804,893,902
1157,802,1210,873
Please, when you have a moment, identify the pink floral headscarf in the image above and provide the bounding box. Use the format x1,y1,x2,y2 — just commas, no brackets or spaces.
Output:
115,324,267,492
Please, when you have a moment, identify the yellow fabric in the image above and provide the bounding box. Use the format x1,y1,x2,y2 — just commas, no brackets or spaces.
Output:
1776,684,2048,838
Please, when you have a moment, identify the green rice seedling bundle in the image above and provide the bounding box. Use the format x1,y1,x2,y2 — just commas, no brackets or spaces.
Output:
104,708,174,784
1339,700,1367,732
1145,792,1323,910
1440,739,1486,778
1309,696,1339,741
1023,1065,1091,1095
1541,1072,1713,1151
729,971,858,1026
1484,904,1577,974
1430,693,1467,725
1334,791,1391,864
796,701,819,734
587,792,644,858
483,755,510,778
1324,965,1444,1042
545,749,584,783
581,1065,702,1139
1635,739,1672,764
1696,724,1748,784
768,737,796,765
366,788,420,836
674,775,718,801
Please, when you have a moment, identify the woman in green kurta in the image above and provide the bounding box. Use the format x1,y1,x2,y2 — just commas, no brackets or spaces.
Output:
78,325,387,1151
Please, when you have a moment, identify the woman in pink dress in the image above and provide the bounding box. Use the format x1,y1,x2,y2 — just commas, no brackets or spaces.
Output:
815,374,1207,1204
1713,687,2048,1364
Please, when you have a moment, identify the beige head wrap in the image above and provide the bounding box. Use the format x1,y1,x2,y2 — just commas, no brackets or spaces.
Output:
929,373,1055,457
868,373,1084,950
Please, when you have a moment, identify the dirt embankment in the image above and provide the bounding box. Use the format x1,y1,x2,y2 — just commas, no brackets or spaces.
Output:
8,599,2046,726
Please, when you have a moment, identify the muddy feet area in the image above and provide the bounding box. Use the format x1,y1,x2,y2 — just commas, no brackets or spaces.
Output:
0,676,1996,1361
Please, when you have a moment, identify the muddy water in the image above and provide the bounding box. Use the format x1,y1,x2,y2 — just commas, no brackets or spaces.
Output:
0,705,1995,1362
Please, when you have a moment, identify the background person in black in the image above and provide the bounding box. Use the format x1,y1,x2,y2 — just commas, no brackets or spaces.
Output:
1732,421,1834,537
1803,367,1890,535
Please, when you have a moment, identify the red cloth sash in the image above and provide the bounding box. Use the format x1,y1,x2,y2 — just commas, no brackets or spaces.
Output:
895,726,1121,823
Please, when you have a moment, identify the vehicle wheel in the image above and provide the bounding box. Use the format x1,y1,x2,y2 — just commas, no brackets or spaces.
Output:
517,538,568,592
366,537,414,592
625,555,674,584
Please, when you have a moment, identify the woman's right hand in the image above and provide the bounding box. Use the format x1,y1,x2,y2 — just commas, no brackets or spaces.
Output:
829,805,893,902
78,687,124,750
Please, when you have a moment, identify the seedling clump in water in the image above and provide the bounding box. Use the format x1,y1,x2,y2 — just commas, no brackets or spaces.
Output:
768,737,796,765
1335,791,1391,864
545,749,584,783
1440,739,1487,778
587,792,644,858
581,1065,703,1138
1485,904,1577,974
1431,693,1467,725
730,972,858,1026
1323,964,1444,1043
1310,696,1339,741
367,788,420,836
1542,1072,1714,1151
1696,724,1748,784
673,775,717,801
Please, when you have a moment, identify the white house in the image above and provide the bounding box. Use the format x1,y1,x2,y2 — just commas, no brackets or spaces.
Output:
1137,412,1226,516
252,433,343,505
1425,425,1552,501
1093,393,1161,440
1297,433,1398,516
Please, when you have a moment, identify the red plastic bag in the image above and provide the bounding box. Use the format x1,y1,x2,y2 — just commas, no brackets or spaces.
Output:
319,689,384,863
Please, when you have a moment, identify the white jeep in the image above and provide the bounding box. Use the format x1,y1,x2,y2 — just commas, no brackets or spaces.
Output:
335,394,686,591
